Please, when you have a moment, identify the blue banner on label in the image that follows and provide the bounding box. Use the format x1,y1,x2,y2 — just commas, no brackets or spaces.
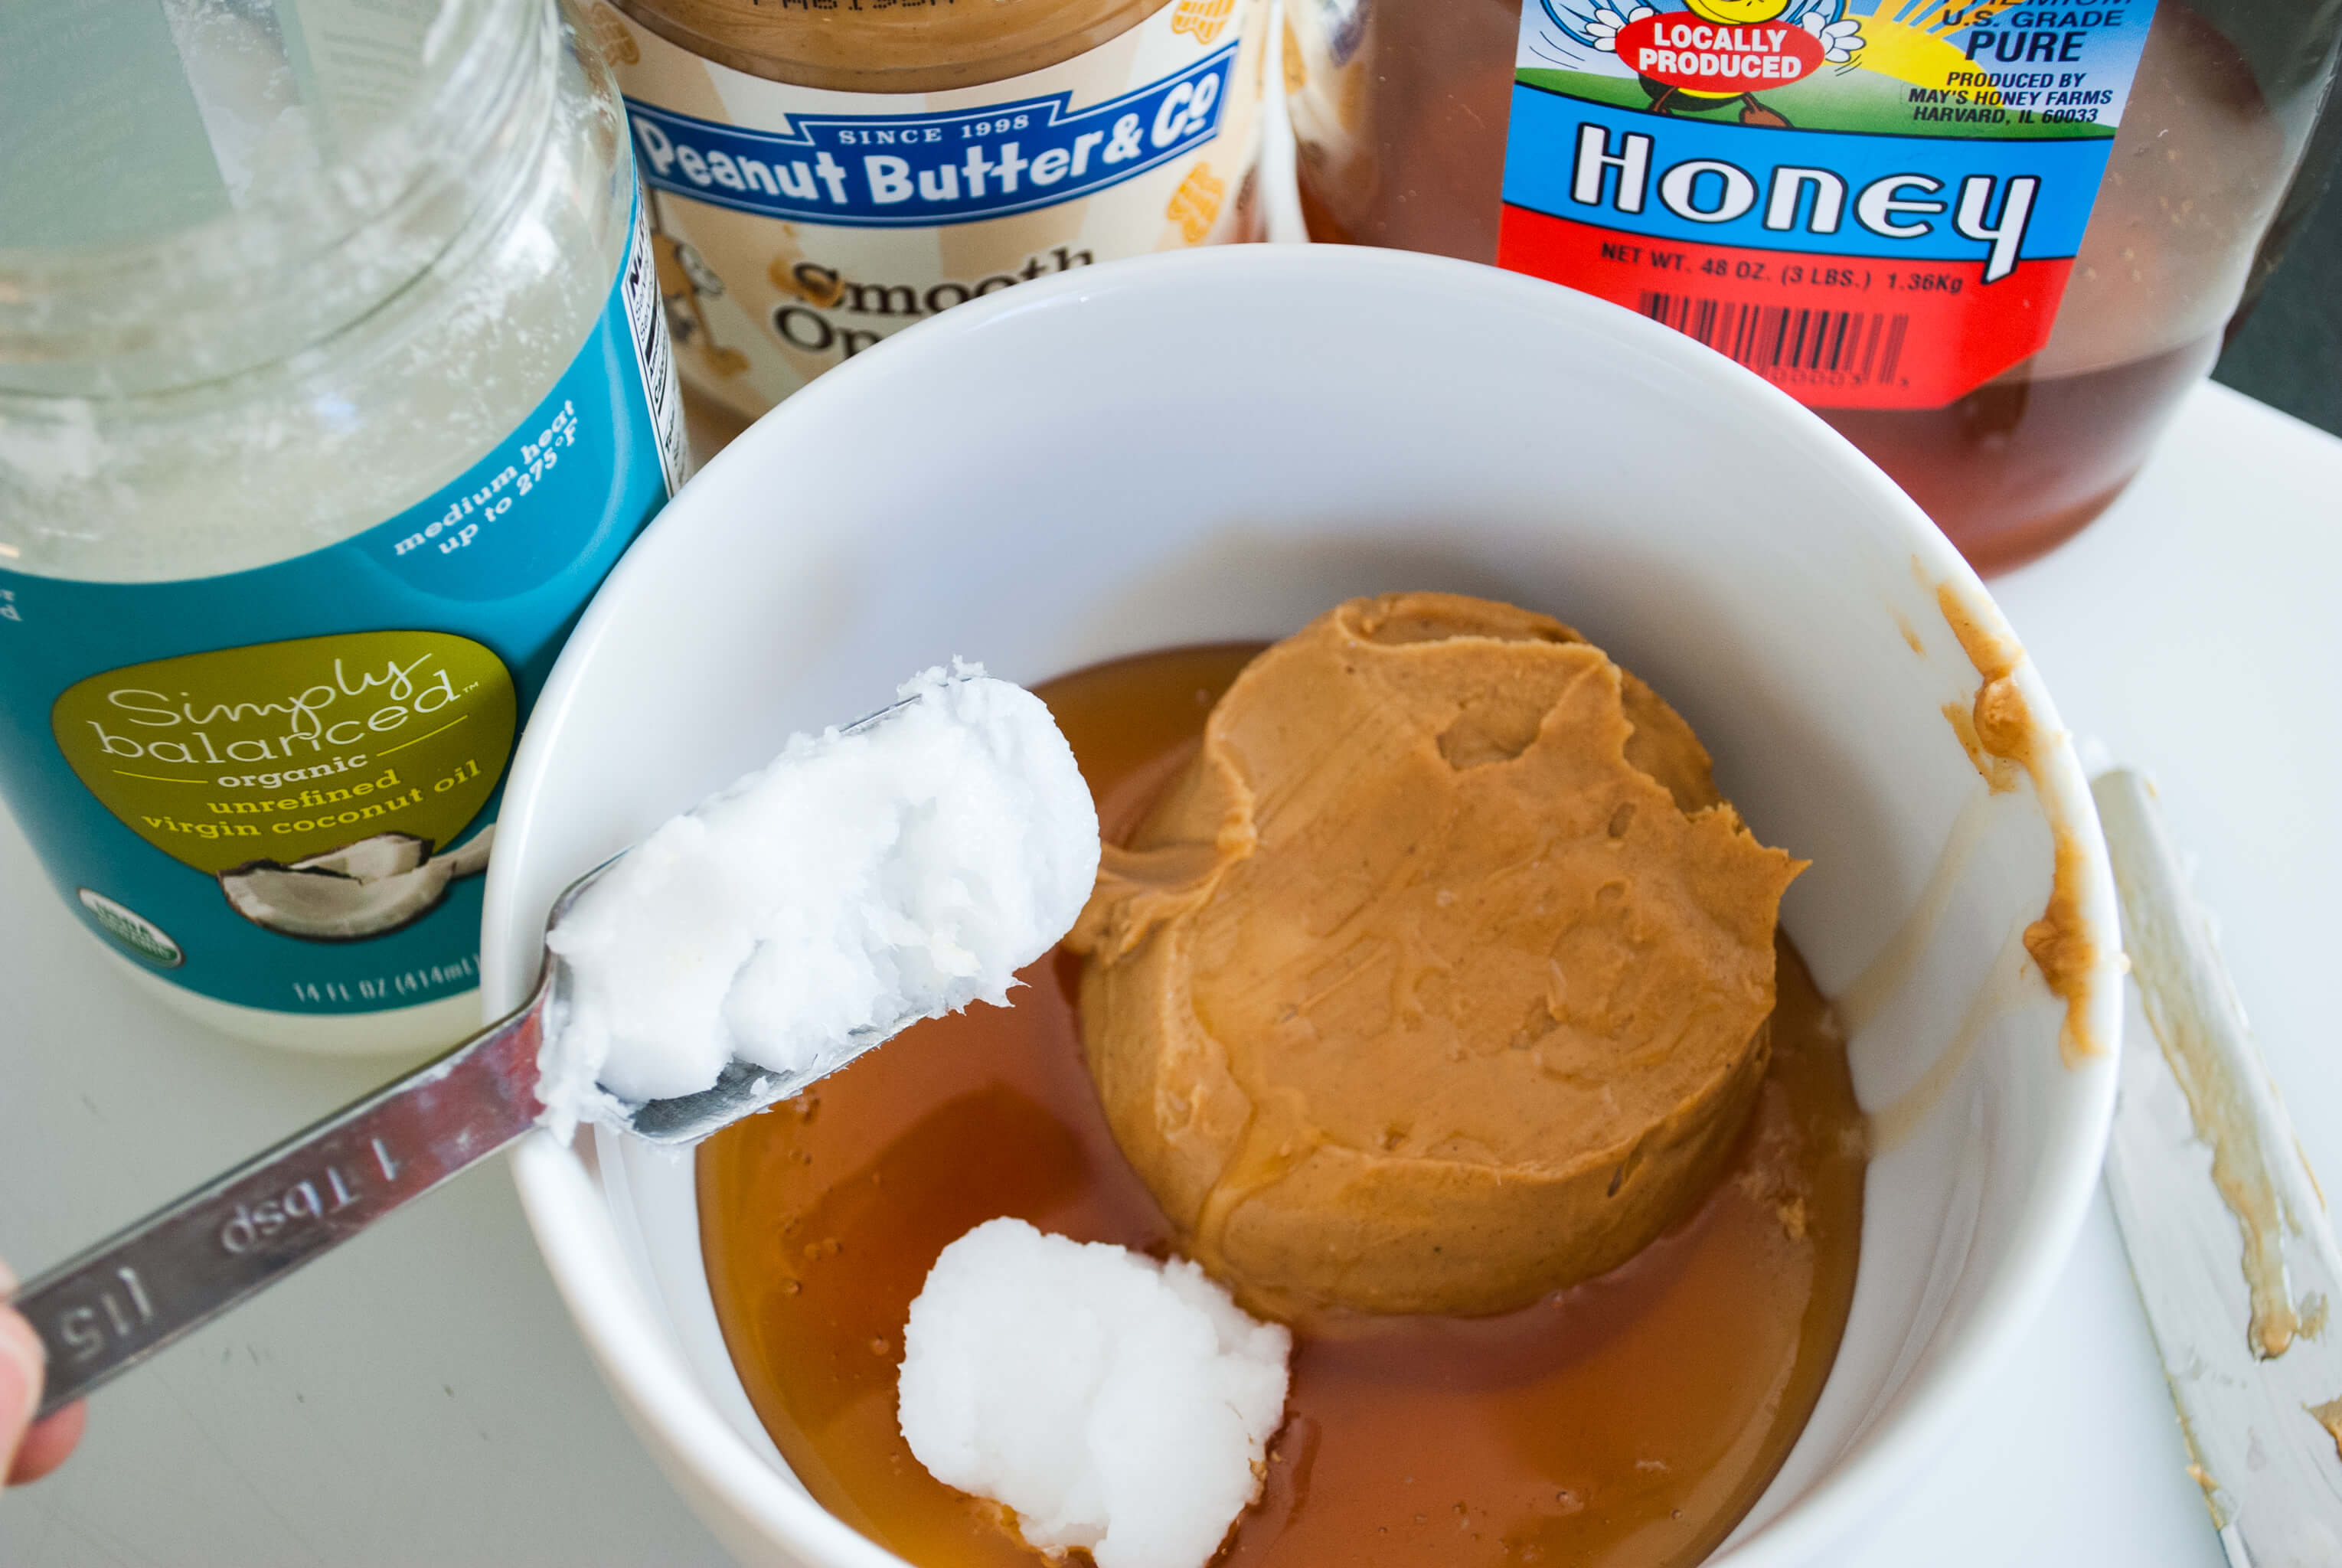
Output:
627,42,1238,227
1504,96,2112,268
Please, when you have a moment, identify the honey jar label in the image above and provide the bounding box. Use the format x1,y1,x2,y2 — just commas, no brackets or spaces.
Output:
1499,0,2161,409
597,0,1271,419
0,195,678,1015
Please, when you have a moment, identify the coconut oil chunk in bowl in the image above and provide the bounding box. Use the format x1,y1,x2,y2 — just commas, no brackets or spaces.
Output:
900,1218,1293,1568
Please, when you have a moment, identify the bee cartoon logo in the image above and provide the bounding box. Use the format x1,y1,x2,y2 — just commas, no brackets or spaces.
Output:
1537,0,1863,125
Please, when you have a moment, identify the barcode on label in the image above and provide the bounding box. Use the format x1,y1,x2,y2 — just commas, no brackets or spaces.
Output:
1635,292,1910,388
622,189,690,496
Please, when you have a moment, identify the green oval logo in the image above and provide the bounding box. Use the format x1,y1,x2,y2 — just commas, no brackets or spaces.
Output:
52,632,516,939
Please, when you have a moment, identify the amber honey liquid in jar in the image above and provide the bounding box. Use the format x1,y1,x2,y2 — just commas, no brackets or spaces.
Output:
585,0,1272,426
1284,0,2342,572
701,645,1868,1568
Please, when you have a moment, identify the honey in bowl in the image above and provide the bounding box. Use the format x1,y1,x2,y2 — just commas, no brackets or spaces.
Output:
700,643,1867,1568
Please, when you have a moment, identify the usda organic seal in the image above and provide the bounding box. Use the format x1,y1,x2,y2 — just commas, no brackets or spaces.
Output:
77,888,184,969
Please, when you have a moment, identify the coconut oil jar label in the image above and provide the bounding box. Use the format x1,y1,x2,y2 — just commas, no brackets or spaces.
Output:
1499,1,2160,407
595,0,1270,420
0,205,679,1017
50,631,514,958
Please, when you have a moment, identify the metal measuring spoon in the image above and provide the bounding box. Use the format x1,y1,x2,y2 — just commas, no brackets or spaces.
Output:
7,704,942,1419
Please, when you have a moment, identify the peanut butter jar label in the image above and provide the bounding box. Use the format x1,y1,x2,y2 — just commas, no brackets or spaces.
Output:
1501,1,2160,409
600,0,1270,417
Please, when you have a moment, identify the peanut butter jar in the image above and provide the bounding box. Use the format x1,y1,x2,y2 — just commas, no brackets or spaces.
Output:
593,0,1272,420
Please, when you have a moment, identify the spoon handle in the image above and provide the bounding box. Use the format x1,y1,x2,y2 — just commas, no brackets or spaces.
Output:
8,982,548,1421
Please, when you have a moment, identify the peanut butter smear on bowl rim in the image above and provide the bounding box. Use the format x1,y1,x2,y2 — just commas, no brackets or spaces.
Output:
1933,580,2104,1067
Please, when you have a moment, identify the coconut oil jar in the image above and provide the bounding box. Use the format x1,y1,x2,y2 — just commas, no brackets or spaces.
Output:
0,0,685,1053
593,0,1274,421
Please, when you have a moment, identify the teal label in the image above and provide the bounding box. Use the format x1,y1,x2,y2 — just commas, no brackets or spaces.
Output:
0,200,681,1014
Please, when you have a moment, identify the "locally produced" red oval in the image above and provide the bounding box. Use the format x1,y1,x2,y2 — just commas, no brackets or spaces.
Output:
1615,14,1826,93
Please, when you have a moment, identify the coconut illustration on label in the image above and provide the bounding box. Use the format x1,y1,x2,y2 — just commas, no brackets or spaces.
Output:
50,629,517,944
218,827,496,942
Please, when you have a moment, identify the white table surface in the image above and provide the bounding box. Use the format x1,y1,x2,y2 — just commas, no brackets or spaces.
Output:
5,380,2333,1566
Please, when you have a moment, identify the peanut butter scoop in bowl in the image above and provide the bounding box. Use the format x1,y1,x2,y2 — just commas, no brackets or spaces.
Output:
1074,592,1803,1321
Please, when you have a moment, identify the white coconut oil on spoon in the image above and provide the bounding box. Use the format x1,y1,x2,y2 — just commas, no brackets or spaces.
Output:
3,665,1101,1417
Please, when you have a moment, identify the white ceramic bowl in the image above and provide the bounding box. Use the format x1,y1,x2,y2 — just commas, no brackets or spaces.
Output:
482,245,2121,1567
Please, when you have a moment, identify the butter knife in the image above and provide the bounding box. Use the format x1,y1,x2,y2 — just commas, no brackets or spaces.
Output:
2096,769,2342,1566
